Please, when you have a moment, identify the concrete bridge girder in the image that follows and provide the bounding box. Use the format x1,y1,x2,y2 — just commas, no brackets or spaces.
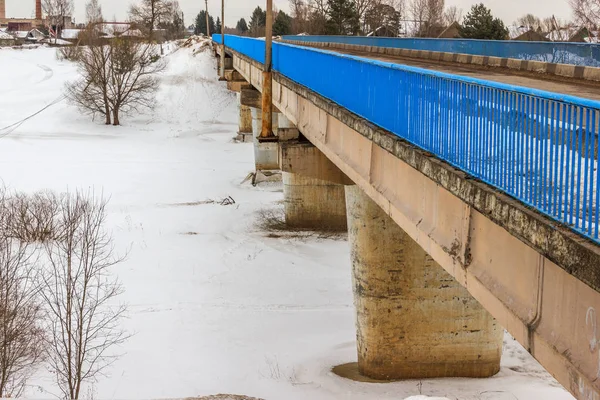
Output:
226,49,600,399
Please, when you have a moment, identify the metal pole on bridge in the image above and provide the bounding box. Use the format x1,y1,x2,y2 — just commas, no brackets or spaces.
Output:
260,0,274,139
204,0,210,37
220,0,225,79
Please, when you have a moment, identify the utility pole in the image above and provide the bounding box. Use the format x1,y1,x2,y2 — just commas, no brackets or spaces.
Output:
220,0,225,79
260,0,274,139
205,0,210,37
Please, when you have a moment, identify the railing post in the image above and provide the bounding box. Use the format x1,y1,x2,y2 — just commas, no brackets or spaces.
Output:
260,0,274,139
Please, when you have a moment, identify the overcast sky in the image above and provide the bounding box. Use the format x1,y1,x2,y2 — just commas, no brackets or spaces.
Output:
6,0,572,28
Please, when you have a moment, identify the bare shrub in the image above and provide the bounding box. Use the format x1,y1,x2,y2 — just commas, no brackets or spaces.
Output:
0,237,45,397
0,191,60,243
40,191,128,399
56,46,82,62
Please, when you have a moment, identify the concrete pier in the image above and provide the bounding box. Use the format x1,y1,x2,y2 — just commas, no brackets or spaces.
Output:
345,185,503,380
283,173,347,230
280,142,350,230
251,107,278,171
236,93,253,142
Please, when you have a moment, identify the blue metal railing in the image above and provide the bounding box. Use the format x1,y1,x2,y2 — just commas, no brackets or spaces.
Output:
281,35,600,67
215,34,600,243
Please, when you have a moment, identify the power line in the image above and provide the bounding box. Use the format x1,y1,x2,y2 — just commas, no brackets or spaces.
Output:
0,94,66,139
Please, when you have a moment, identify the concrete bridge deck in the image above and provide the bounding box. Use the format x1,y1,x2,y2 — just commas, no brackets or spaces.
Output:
214,36,600,400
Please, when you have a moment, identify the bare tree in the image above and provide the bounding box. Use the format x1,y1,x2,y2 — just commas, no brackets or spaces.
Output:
1,191,60,243
0,238,45,397
106,39,166,125
365,0,403,36
409,0,444,36
443,5,462,25
353,0,375,32
516,13,542,29
40,192,128,400
85,0,103,25
65,26,112,125
66,37,165,126
0,190,48,398
129,0,173,42
570,0,600,28
307,0,329,33
289,0,309,33
42,0,74,43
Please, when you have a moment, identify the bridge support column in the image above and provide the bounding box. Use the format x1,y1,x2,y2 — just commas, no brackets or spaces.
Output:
236,94,253,142
251,107,279,171
280,142,351,230
345,185,503,380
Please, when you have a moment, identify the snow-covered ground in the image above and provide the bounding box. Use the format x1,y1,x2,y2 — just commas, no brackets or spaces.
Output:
0,42,575,399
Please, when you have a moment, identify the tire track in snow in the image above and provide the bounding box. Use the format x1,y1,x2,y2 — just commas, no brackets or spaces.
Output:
35,63,54,83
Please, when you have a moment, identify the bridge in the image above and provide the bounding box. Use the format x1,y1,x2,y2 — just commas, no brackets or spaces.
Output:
213,34,600,399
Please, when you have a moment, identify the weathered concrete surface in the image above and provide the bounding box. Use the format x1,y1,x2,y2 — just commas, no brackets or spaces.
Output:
227,80,252,93
251,107,279,171
227,47,600,399
283,172,347,230
236,92,253,142
280,142,348,230
241,88,262,109
346,185,503,380
279,141,352,185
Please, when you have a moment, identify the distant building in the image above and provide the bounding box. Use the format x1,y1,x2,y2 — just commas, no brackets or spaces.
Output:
546,26,593,42
0,0,44,30
7,21,33,31
0,29,15,46
437,22,462,39
12,28,44,44
509,26,549,41
60,28,82,43
367,26,399,37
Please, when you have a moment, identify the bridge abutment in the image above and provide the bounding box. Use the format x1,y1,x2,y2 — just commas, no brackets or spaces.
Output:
279,142,350,230
345,185,503,380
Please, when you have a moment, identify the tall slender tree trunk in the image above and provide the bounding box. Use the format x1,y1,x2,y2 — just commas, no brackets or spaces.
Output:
112,108,120,126
104,102,111,125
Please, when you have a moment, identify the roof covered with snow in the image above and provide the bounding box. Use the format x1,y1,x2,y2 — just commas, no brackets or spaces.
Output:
509,26,530,39
120,29,143,37
546,26,591,41
60,29,82,39
0,31,14,40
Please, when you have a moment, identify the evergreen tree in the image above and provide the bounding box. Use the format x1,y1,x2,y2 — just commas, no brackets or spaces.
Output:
459,3,508,40
249,6,267,36
194,10,215,36
273,11,293,36
216,16,222,33
326,0,359,35
236,18,248,33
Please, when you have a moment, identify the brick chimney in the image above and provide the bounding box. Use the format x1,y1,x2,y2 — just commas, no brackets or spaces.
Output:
36,0,42,21
0,0,6,21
